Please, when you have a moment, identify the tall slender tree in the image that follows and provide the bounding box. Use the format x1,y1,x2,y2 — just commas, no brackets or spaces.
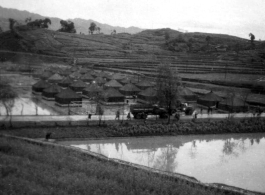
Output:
156,63,181,124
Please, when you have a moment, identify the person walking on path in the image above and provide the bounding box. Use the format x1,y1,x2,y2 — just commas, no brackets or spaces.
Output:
127,112,131,120
194,110,198,119
207,107,210,115
115,110,120,120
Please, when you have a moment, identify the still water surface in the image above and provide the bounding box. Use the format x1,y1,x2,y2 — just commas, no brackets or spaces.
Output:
61,133,265,193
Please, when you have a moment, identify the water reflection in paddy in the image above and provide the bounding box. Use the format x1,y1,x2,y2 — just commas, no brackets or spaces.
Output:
60,133,265,193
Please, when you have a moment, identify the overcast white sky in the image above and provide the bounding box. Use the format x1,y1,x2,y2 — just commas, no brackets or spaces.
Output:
1,0,265,39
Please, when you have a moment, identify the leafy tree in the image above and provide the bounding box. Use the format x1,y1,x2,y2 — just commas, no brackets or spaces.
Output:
0,79,18,127
96,27,101,34
165,32,170,41
111,29,116,35
205,35,211,45
8,18,17,32
27,18,51,29
89,22,97,34
156,63,181,124
249,33,255,44
58,20,76,33
25,17,32,23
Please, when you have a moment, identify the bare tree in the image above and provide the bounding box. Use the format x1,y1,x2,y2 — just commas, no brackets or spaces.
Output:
156,63,181,124
0,79,18,127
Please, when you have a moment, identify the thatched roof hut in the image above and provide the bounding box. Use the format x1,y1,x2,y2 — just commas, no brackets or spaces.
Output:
119,83,141,96
110,73,126,81
70,80,87,93
80,73,94,83
55,88,82,106
42,84,62,100
104,79,123,89
178,86,197,102
102,88,125,103
69,71,82,80
120,77,138,85
136,80,155,90
47,73,63,83
32,80,51,94
219,96,248,112
58,76,73,88
82,83,103,99
40,71,53,80
197,90,222,107
137,88,157,104
94,77,106,85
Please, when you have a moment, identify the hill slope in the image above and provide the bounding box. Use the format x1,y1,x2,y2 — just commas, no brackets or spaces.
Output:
0,6,143,34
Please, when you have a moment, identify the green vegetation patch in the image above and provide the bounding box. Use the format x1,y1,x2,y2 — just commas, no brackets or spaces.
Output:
1,118,265,139
0,136,222,195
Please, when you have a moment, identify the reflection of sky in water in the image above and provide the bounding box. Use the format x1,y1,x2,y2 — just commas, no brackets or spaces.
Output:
0,98,57,115
63,134,265,193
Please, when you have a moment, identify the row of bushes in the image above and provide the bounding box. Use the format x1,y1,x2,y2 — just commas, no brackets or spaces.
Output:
2,118,264,139
108,118,265,137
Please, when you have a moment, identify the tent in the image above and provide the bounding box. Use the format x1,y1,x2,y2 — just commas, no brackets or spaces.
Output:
178,86,197,102
80,73,94,83
136,80,155,90
55,88,82,107
104,79,123,89
32,80,51,95
42,84,62,100
58,76,73,88
137,88,157,104
47,73,63,83
197,90,222,107
70,80,87,93
82,83,103,99
119,83,141,96
219,96,248,112
101,88,125,103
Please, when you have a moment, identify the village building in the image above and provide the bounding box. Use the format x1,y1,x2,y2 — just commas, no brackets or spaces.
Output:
55,88,82,107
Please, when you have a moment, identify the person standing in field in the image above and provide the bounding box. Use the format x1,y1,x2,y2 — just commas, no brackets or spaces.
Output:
115,110,120,120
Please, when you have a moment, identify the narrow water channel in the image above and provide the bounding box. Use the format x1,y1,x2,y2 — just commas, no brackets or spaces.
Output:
60,133,265,193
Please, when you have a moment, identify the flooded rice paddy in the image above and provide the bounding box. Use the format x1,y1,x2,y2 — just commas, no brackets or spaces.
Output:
60,133,265,193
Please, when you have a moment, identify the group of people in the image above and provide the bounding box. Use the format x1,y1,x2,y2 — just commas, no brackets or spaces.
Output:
115,110,132,120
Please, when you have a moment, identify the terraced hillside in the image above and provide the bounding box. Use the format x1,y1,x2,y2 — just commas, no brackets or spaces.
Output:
1,26,265,95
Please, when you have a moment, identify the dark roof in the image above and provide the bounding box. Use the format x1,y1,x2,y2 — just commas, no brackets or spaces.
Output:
111,73,126,80
43,84,62,93
80,73,94,81
178,86,195,96
220,96,247,107
138,88,157,97
198,90,222,102
70,80,87,88
32,80,51,88
82,83,102,92
94,77,106,84
55,88,81,99
120,83,141,92
59,76,73,85
104,79,123,88
102,88,124,98
41,71,53,79
48,73,63,82
136,80,155,87
69,71,82,79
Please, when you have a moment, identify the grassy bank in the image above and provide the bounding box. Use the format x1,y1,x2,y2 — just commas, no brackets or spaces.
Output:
0,136,226,195
1,118,265,139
